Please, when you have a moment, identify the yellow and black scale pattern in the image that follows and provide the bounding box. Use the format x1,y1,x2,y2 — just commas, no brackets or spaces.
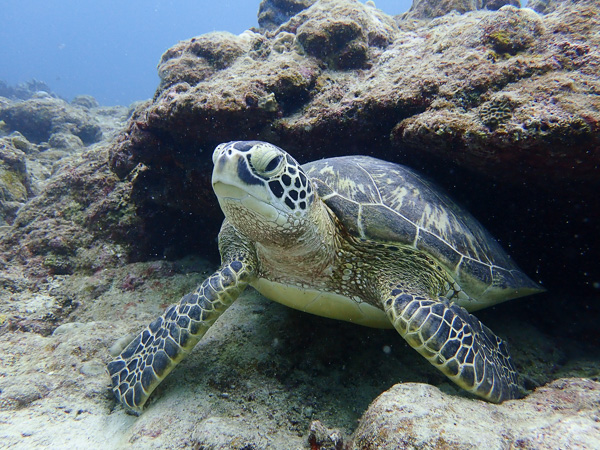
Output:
108,141,540,413
304,156,542,303
107,256,255,413
310,233,522,402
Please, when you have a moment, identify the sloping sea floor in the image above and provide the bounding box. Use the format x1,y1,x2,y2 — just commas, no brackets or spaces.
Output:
0,254,599,448
0,83,599,448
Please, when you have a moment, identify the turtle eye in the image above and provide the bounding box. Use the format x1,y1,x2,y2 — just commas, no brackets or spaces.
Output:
264,155,283,173
251,151,285,177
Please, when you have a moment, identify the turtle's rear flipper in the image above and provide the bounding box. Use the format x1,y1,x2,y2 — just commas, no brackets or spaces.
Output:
382,289,524,403
107,260,253,414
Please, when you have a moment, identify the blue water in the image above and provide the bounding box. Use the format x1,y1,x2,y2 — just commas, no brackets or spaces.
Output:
0,0,412,106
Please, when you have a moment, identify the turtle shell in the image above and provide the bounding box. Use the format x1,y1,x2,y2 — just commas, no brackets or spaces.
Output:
303,156,543,304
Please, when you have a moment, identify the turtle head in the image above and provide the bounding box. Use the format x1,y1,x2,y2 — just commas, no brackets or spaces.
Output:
212,141,316,244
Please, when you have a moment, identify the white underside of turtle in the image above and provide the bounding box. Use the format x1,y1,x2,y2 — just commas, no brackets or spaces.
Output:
252,278,392,328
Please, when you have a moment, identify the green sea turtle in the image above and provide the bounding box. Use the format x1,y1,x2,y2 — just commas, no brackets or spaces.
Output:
107,141,543,413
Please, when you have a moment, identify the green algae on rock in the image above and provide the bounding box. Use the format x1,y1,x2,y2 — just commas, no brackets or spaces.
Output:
0,137,33,226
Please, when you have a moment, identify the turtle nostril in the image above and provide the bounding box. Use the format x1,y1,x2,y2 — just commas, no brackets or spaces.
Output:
213,144,236,165
212,145,225,164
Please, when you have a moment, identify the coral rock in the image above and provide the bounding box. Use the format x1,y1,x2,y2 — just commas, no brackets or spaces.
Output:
0,138,31,225
158,32,248,91
403,0,520,20
352,379,600,449
0,98,102,144
481,6,545,55
258,0,317,30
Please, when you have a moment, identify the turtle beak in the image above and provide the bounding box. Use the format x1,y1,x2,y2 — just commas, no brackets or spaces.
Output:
212,142,241,191
212,143,291,227
212,142,266,192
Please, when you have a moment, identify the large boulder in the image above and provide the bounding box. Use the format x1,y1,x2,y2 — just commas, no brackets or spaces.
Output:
352,379,600,448
0,97,103,145
112,0,600,187
391,4,598,182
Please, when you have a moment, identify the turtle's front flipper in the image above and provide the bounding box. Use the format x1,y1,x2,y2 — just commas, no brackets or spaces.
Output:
107,259,254,413
382,289,523,403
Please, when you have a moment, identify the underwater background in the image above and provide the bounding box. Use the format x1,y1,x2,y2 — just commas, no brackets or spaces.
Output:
1,0,412,105
0,0,599,448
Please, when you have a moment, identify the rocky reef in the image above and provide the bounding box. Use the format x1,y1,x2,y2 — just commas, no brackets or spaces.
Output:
353,378,600,448
0,89,142,335
0,93,131,230
0,0,599,448
113,0,600,184
258,0,318,30
110,0,599,300
403,0,521,19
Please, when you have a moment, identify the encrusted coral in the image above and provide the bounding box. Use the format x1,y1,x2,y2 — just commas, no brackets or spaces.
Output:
157,32,248,90
272,31,296,53
403,0,520,20
478,95,516,128
257,0,317,30
286,0,398,70
480,6,545,55
296,18,367,69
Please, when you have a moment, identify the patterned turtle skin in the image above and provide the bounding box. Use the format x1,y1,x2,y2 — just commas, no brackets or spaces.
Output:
107,141,544,413
303,156,542,310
